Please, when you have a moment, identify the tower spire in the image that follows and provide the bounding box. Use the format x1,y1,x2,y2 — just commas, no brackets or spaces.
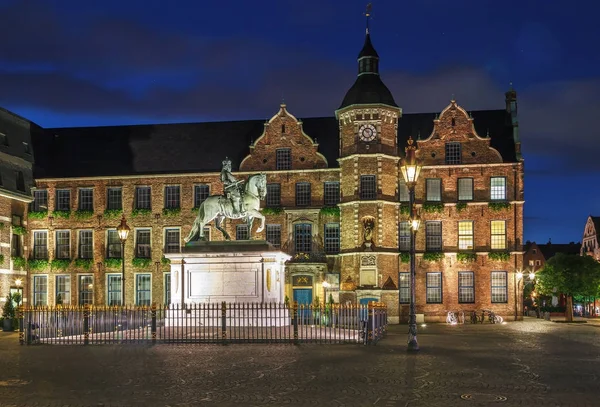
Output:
364,3,372,34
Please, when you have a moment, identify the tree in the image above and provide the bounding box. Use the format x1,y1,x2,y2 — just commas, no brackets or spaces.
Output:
536,253,600,321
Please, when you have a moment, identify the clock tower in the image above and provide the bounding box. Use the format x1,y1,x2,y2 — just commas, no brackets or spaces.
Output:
335,20,402,309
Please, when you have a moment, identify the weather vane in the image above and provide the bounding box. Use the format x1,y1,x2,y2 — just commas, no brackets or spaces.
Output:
364,3,372,34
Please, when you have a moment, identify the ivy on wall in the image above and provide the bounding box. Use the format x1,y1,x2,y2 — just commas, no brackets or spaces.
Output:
422,252,445,262
422,203,444,213
488,251,510,261
488,202,511,212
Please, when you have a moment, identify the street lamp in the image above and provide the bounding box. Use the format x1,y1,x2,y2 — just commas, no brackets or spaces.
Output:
401,136,422,352
117,215,130,306
514,269,536,319
322,280,330,305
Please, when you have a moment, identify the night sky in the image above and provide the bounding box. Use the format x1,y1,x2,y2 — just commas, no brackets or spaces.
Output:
0,0,598,244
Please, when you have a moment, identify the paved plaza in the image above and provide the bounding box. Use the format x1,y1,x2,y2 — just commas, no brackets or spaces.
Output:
1,318,600,407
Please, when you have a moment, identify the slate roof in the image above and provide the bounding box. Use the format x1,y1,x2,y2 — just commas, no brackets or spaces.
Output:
338,74,398,109
537,242,582,260
32,109,517,178
358,33,379,59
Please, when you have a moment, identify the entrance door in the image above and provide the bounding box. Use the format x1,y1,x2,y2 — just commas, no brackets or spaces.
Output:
294,288,313,322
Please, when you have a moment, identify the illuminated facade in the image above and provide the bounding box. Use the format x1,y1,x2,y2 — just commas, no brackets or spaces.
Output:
1,30,524,322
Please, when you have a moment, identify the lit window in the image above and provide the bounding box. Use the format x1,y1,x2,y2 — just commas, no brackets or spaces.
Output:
491,271,508,303
458,221,474,250
491,221,506,250
490,177,506,200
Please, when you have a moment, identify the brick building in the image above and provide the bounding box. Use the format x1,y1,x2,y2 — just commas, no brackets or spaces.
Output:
2,28,524,322
581,216,600,261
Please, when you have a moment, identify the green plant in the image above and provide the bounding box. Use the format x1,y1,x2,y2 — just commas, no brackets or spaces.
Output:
74,210,94,220
261,207,284,215
319,206,340,216
328,293,334,305
400,205,410,215
2,294,15,320
52,210,71,219
75,258,94,270
0,222,4,229
104,258,123,269
28,210,48,220
132,257,152,268
103,209,123,219
457,252,477,263
422,251,445,262
12,226,26,235
488,251,510,261
422,203,444,213
12,292,21,308
399,252,410,263
11,256,26,269
456,202,467,212
0,254,4,264
284,295,290,307
162,208,181,217
51,259,71,270
488,202,511,212
132,208,152,217
29,259,49,271
161,256,171,266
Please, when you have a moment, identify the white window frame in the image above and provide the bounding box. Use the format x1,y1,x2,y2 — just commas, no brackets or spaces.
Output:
134,228,152,258
134,272,152,306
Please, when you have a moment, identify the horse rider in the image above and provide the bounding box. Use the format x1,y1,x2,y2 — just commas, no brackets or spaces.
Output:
220,157,245,216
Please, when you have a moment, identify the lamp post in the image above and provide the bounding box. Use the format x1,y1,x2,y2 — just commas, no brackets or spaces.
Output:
117,215,131,306
322,280,330,305
401,137,422,352
514,269,536,319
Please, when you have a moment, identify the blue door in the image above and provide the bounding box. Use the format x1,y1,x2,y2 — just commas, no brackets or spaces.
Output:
359,297,378,320
294,289,313,321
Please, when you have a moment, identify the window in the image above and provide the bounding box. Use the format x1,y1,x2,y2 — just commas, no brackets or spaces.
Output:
79,230,93,259
425,221,442,251
33,231,48,259
11,233,21,257
164,185,180,209
399,272,410,303
106,230,122,258
399,221,411,251
398,182,409,202
324,223,340,254
55,230,71,259
532,249,537,254
194,184,209,208
32,190,48,211
23,142,31,154
15,171,25,192
276,148,291,170
426,179,442,201
33,275,48,306
490,221,506,250
56,190,71,211
294,223,312,253
458,272,475,303
266,184,281,207
78,188,94,211
458,221,474,250
106,188,122,210
535,260,541,266
323,182,340,206
165,228,180,253
445,142,461,164
490,177,506,200
136,229,151,258
295,182,311,206
491,271,508,303
426,272,442,303
266,224,281,248
136,274,152,306
164,273,171,305
55,275,71,305
457,178,473,201
135,186,151,209
78,275,94,305
0,133,7,146
360,175,376,200
107,274,122,306
528,260,534,266
236,224,249,240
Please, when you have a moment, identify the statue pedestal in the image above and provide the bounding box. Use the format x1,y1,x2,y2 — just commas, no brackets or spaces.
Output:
164,240,291,327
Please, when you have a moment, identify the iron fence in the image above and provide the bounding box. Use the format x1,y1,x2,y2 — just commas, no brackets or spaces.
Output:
18,302,387,345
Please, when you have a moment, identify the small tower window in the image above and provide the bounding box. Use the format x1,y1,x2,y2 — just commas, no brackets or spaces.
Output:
281,124,285,134
451,118,456,127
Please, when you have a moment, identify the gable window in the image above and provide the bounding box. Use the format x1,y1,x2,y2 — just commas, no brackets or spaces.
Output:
458,272,475,303
276,148,291,170
266,224,281,248
491,271,508,303
194,184,209,208
106,230,122,258
426,272,442,303
78,275,94,305
490,177,506,200
79,230,93,259
32,190,48,212
425,221,442,251
457,178,473,201
399,272,410,303
164,185,180,209
490,220,506,250
458,221,474,250
78,188,94,211
266,183,281,207
426,178,442,201
33,275,48,306
56,190,71,211
107,274,122,306
55,275,71,305
33,231,48,259
136,229,151,258
360,175,377,200
165,228,180,253
399,221,411,251
136,274,152,306
294,223,312,253
15,171,25,192
135,186,151,210
107,188,122,210
323,182,340,206
295,182,311,206
324,223,340,254
236,224,249,240
399,182,409,202
445,142,461,164
55,230,71,259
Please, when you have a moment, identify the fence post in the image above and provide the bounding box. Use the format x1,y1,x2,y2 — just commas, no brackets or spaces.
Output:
367,302,374,345
151,304,157,344
83,305,90,345
18,306,24,346
221,301,227,345
293,301,299,345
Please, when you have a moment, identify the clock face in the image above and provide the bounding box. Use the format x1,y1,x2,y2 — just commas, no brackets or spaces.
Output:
359,124,377,142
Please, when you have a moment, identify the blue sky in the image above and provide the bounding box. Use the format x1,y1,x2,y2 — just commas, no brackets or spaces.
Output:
0,0,598,244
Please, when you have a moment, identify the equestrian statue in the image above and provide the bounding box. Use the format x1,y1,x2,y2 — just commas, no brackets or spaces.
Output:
184,157,267,242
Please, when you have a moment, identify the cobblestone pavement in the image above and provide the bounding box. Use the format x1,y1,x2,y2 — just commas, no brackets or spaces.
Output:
1,317,600,407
